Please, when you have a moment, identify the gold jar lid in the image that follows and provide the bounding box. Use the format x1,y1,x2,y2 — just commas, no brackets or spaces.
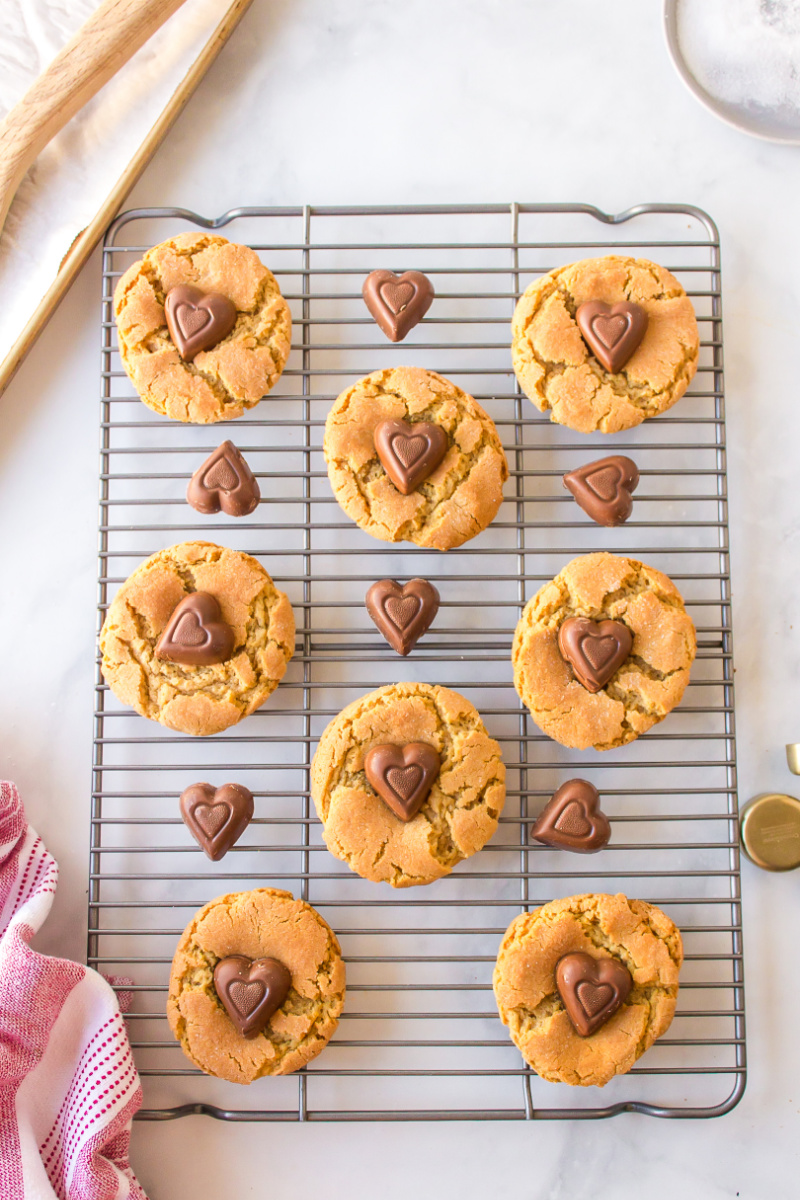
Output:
740,793,800,871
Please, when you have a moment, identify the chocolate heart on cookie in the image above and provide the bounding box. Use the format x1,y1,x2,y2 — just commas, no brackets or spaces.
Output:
557,616,633,693
362,270,434,341
213,955,292,1038
180,782,254,860
186,441,260,517
155,592,235,666
531,780,610,853
563,455,639,527
165,284,237,361
556,951,632,1037
374,418,448,494
575,300,647,373
365,578,440,656
364,742,441,821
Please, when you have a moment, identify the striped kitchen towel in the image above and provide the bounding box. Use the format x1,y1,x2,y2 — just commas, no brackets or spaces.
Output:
0,780,148,1199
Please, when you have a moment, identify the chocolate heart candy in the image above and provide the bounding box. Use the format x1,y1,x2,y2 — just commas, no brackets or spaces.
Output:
575,300,648,374
362,269,435,341
557,616,633,693
186,441,260,517
374,418,448,494
364,742,441,821
154,592,235,666
179,782,254,860
556,951,632,1037
213,955,292,1039
531,780,610,853
563,455,639,527
365,578,440,656
164,284,237,361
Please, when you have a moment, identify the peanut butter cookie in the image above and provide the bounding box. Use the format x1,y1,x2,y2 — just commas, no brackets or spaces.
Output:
511,255,699,433
324,367,508,551
311,683,506,887
99,541,295,737
493,893,683,1087
114,232,291,423
512,552,696,751
167,889,345,1084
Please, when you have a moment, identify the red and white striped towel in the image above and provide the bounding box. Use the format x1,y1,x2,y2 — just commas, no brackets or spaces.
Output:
0,781,148,1200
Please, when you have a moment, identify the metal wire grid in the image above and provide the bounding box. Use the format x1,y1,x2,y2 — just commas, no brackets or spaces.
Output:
91,202,744,1122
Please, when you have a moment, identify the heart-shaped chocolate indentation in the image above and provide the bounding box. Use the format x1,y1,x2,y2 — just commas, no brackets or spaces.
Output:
555,951,632,1037
393,434,427,467
180,782,254,860
386,596,419,627
557,616,633,693
364,742,441,821
230,980,263,1014
195,803,228,837
555,804,591,837
531,779,610,853
164,285,237,361
362,269,435,341
205,459,238,490
365,578,441,655
388,764,422,795
155,592,235,666
186,440,261,517
381,280,416,313
213,955,292,1038
575,300,648,374
563,455,639,527
576,980,613,1015
374,418,448,494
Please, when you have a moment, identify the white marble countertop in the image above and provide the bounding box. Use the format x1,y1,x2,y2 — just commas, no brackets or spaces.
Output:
1,1,798,1195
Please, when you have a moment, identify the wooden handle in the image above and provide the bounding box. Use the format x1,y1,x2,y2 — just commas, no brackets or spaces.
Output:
0,0,256,398
0,0,188,236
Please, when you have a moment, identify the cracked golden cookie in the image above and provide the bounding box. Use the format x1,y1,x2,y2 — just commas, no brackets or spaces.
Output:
511,255,699,433
311,682,506,887
99,541,295,736
493,893,683,1087
324,367,508,550
167,889,345,1084
512,552,696,751
114,232,291,423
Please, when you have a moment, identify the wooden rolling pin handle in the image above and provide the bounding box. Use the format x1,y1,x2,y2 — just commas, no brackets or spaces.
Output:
0,0,187,234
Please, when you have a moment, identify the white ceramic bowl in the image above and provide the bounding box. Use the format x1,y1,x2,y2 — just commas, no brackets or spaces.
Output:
663,0,800,144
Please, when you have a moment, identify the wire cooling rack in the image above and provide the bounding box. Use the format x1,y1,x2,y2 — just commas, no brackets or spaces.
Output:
91,203,744,1121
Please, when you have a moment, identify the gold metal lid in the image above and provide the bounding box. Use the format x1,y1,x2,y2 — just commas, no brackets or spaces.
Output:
740,793,800,871
786,745,800,775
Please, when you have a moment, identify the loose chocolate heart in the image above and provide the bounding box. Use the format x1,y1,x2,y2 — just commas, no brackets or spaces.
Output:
374,418,448,494
364,742,441,821
164,284,237,361
531,780,610,853
179,782,254,860
555,951,632,1037
563,455,639,527
362,269,435,341
365,578,440,656
557,616,633,693
575,300,648,373
186,441,261,517
213,955,292,1039
154,592,235,666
